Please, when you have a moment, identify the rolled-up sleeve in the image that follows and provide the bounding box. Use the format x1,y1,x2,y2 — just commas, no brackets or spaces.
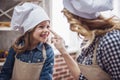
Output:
0,47,16,80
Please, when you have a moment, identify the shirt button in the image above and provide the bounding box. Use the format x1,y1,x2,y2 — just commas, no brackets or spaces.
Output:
30,51,33,53
28,60,31,63
50,63,53,65
38,59,40,62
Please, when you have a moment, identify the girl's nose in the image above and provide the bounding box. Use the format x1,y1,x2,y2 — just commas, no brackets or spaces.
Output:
43,27,50,33
44,28,49,31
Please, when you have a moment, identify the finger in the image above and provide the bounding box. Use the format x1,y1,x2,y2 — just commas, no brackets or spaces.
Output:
51,38,57,43
49,29,60,37
51,37,60,40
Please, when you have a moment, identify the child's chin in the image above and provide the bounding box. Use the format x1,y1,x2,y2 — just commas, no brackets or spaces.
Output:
41,40,47,43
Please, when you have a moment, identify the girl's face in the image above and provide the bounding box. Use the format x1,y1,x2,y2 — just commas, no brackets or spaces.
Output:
32,21,50,43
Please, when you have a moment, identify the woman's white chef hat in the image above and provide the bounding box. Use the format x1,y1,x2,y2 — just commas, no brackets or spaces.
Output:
11,2,50,33
63,0,113,19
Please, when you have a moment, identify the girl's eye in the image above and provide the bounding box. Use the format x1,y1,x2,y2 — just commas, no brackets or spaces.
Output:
38,26,50,29
39,26,44,29
47,26,50,28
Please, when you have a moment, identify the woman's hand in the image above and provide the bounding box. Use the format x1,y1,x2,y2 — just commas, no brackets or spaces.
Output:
49,29,81,80
49,29,67,53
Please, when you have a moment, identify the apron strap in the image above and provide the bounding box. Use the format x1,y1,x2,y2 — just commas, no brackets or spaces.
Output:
92,40,99,65
42,45,46,64
14,45,47,64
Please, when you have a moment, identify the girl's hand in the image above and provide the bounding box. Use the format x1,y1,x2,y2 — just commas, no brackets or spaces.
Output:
49,29,67,53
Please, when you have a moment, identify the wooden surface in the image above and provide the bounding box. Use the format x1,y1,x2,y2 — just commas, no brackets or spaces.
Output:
0,22,10,27
0,0,20,22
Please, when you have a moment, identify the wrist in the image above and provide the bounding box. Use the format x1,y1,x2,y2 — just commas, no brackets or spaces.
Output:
59,49,68,55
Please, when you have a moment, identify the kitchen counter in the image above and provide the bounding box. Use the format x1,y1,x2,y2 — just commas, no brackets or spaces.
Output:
0,62,4,66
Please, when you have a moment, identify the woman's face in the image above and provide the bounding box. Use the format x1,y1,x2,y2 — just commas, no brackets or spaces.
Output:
32,21,50,43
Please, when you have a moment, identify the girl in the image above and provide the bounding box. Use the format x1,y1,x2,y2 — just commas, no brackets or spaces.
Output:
0,2,54,80
51,0,120,80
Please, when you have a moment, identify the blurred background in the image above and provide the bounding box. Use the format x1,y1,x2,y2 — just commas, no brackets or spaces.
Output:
0,0,120,80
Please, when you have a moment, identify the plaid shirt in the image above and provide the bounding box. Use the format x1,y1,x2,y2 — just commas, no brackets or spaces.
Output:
77,30,120,80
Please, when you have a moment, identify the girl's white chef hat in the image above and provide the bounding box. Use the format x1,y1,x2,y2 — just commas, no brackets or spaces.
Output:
63,0,113,19
11,2,50,33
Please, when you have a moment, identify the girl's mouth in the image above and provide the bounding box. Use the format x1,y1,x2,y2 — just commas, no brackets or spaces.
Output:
40,33,49,39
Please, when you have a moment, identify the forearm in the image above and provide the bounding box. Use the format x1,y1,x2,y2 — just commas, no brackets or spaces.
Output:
50,29,80,79
61,51,80,80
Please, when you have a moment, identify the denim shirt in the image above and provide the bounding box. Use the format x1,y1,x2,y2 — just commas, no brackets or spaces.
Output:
0,43,54,80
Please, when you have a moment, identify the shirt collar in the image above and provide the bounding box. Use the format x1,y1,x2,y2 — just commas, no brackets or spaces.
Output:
36,43,44,51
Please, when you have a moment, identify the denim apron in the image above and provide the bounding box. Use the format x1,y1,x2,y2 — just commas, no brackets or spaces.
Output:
11,46,46,80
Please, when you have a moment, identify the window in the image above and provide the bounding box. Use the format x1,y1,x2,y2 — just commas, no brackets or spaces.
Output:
51,0,80,52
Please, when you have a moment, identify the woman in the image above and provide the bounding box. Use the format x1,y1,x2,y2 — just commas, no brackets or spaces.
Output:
0,2,54,80
51,0,120,80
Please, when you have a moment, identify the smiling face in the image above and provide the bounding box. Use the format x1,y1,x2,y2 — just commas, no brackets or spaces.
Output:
32,21,50,43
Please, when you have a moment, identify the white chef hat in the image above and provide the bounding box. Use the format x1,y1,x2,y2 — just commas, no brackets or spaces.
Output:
11,2,50,33
63,0,113,19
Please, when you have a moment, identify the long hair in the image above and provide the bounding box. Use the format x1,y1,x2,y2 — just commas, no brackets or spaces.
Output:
12,28,35,54
62,8,120,48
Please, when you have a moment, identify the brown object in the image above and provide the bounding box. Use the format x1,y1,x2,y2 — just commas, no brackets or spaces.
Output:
0,22,10,27
12,46,46,80
78,64,111,80
0,58,6,62
78,40,111,80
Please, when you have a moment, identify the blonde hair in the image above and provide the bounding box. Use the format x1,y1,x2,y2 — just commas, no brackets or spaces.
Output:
62,8,120,48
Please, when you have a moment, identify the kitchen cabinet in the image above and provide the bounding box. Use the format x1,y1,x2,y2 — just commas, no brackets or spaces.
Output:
0,0,51,28
0,0,20,27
